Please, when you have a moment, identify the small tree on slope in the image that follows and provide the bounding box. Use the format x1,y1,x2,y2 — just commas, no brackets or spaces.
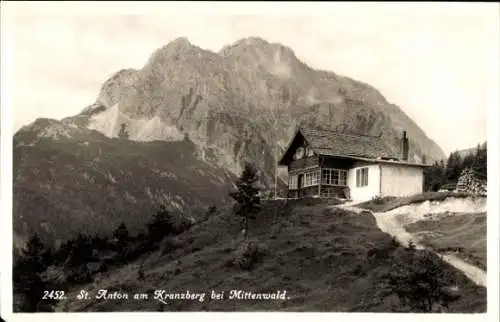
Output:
113,222,130,244
118,123,129,139
384,250,460,312
147,205,175,243
13,234,54,312
229,163,262,237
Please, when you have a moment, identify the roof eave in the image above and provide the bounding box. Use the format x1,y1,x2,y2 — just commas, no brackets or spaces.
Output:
315,152,430,167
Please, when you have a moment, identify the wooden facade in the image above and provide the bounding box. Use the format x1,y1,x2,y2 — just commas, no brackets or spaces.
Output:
287,155,354,199
279,126,427,201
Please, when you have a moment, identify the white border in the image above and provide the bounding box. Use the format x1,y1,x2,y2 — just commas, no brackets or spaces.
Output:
1,2,499,322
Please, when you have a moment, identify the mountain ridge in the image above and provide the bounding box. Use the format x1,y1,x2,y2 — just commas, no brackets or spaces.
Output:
14,36,446,244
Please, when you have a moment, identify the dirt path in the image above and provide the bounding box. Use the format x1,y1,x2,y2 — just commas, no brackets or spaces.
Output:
335,203,487,287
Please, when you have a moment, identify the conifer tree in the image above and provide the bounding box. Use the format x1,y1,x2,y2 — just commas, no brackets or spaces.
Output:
118,123,129,139
13,234,53,312
229,163,262,237
113,222,130,243
147,205,175,242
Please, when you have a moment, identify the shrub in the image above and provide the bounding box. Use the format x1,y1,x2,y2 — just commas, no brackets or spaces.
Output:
113,222,130,243
65,233,97,267
118,123,129,139
390,236,400,248
66,266,93,285
383,250,460,312
232,240,268,270
146,205,193,243
147,205,176,242
205,205,218,221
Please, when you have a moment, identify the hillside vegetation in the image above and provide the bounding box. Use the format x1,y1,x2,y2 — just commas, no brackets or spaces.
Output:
405,212,487,271
14,37,447,252
13,133,235,246
423,143,486,192
357,192,487,276
15,196,486,313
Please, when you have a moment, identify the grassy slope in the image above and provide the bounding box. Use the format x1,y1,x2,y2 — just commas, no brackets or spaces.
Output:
355,192,487,271
56,199,486,312
14,135,235,245
355,192,474,213
405,212,487,271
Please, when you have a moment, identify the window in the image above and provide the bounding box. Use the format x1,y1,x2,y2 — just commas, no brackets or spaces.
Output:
293,147,305,160
303,170,320,187
288,175,298,190
321,168,348,186
356,167,369,187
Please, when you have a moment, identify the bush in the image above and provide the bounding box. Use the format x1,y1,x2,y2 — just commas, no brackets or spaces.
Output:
66,233,97,267
390,236,400,248
113,222,130,243
205,205,218,220
146,205,193,243
66,264,93,285
232,240,268,270
147,205,177,242
406,240,417,251
383,250,460,312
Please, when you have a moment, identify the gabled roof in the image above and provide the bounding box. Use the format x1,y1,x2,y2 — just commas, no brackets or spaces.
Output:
300,127,395,159
278,126,398,165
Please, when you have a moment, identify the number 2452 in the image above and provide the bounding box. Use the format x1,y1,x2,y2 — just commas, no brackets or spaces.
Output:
42,290,66,300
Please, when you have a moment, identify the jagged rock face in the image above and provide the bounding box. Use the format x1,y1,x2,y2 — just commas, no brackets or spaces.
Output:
96,68,140,108
81,37,444,181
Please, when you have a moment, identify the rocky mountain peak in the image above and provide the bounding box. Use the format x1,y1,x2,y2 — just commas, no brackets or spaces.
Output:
147,37,204,63
220,37,298,63
160,37,197,55
14,36,449,246
96,69,140,108
17,36,446,186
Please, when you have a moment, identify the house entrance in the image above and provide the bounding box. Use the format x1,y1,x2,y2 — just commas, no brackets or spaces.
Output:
297,174,304,198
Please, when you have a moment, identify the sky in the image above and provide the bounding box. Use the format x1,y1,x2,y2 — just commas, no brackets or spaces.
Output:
2,2,499,154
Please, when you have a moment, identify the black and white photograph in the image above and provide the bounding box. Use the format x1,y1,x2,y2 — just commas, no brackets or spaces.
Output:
1,2,499,321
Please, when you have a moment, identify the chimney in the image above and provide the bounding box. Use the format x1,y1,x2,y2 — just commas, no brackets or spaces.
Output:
401,131,409,161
